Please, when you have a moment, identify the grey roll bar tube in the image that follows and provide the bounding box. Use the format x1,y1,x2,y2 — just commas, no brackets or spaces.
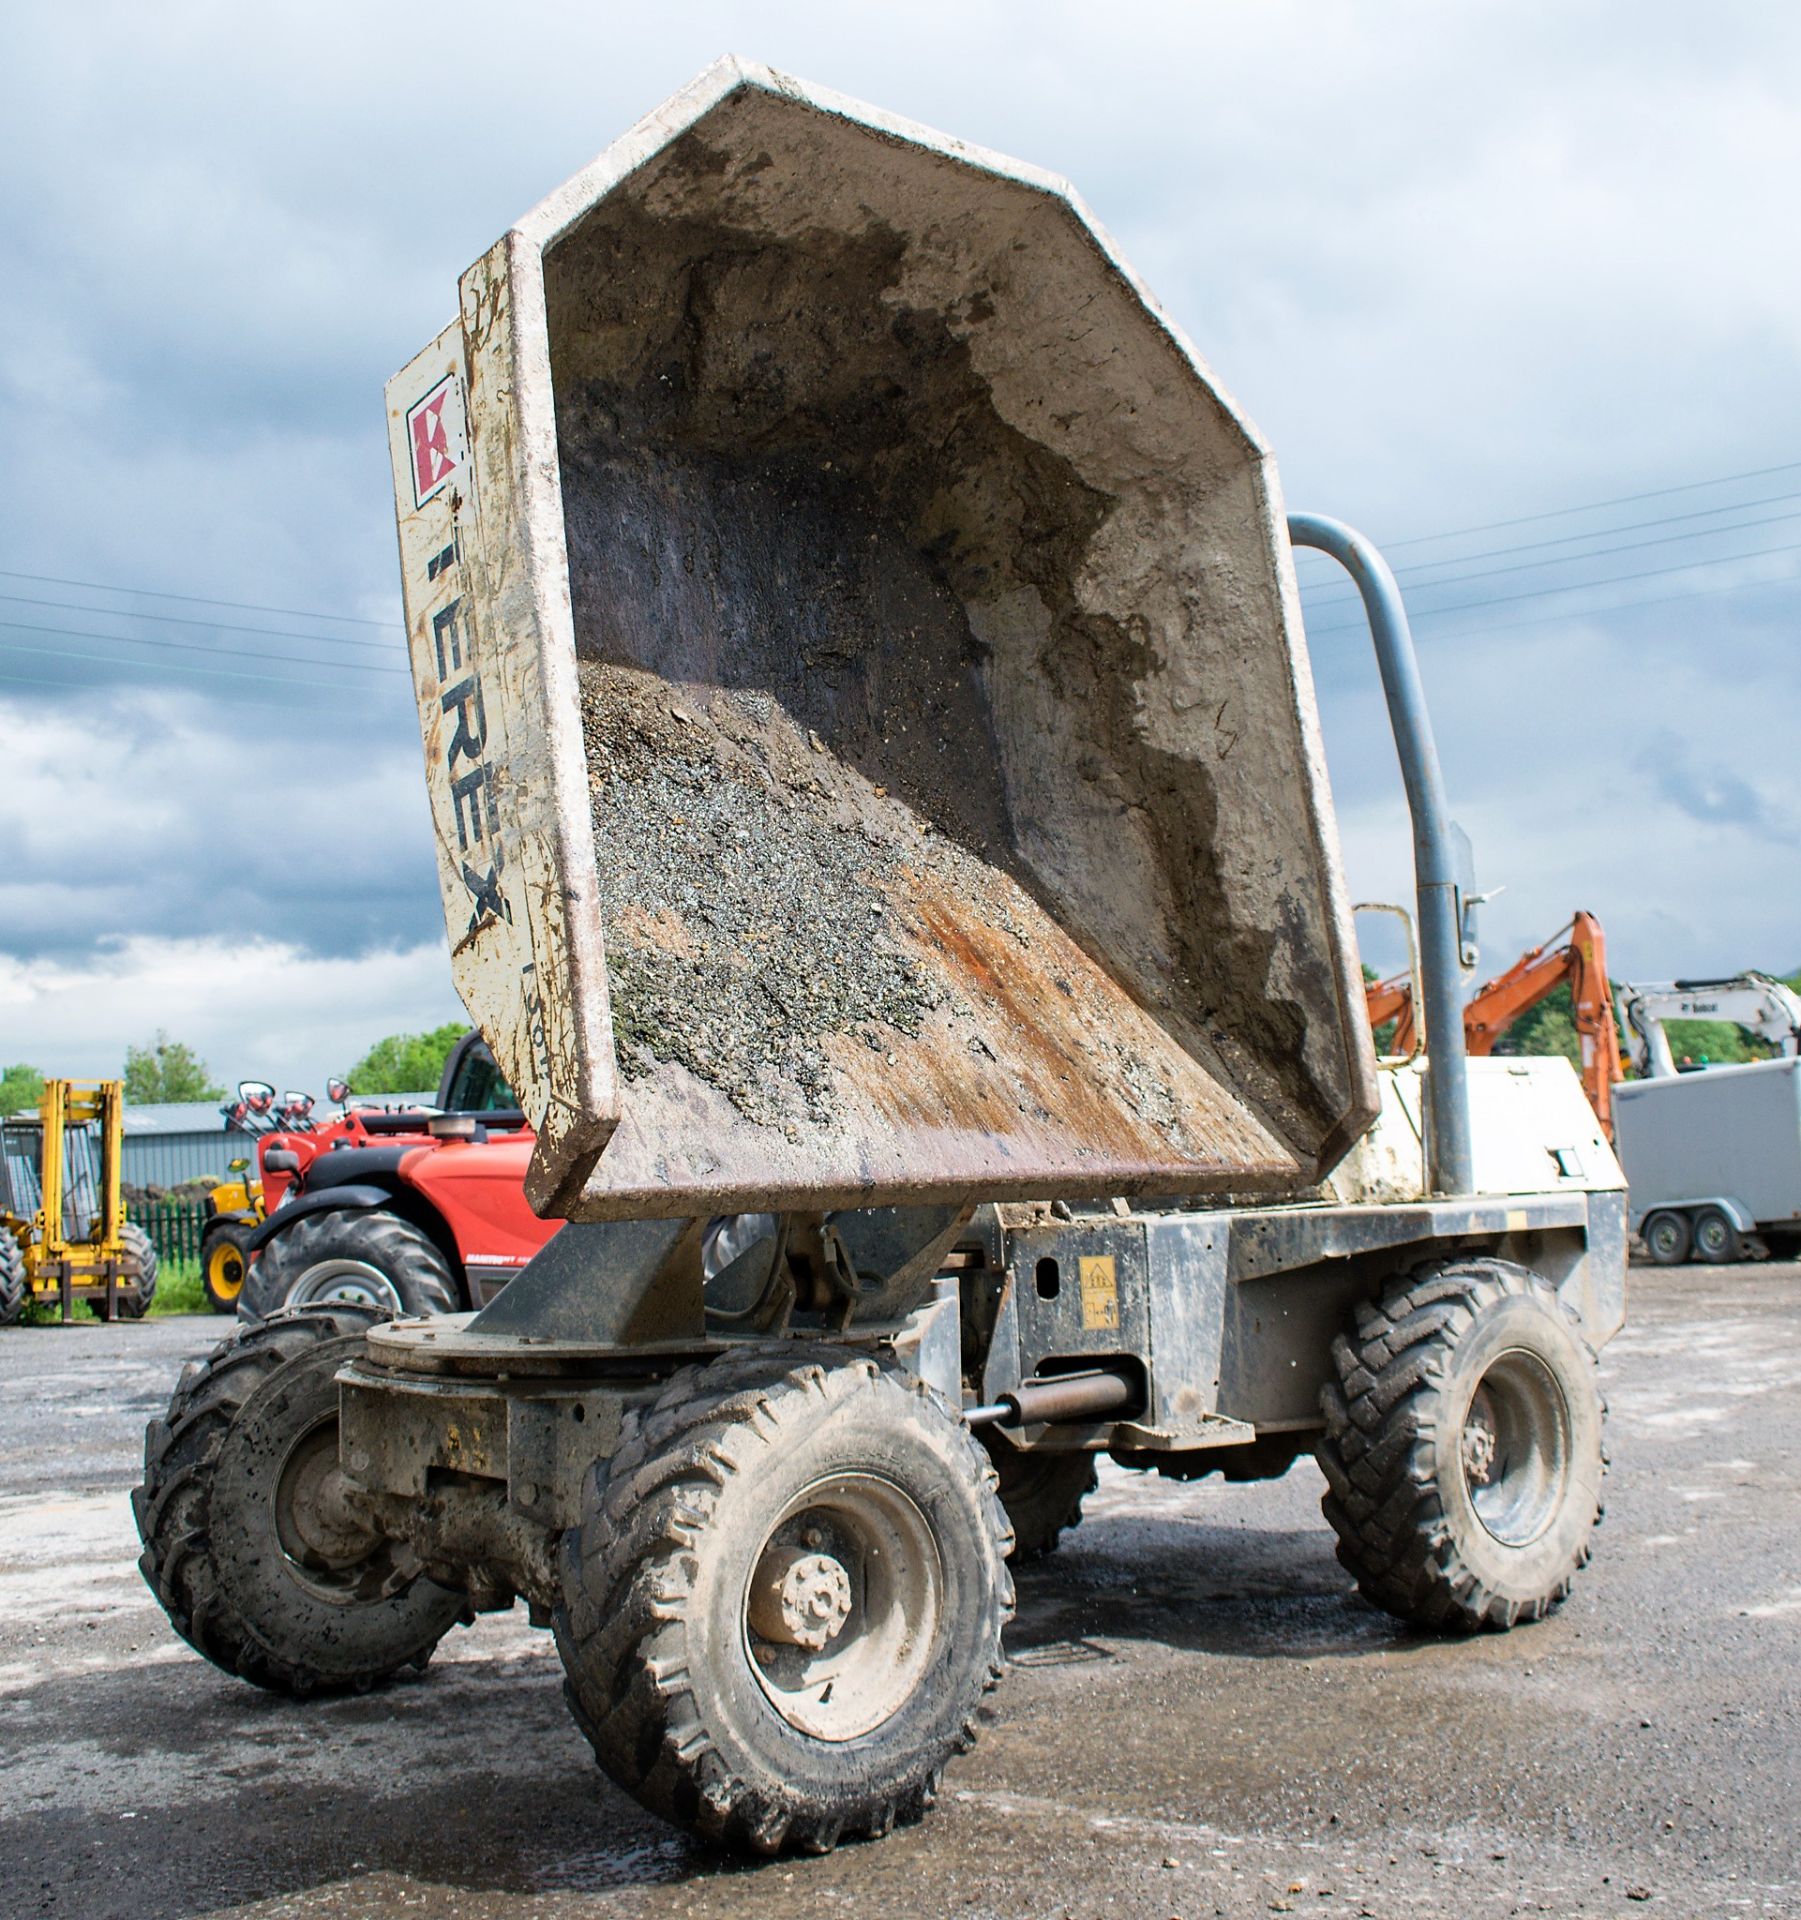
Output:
1288,512,1475,1196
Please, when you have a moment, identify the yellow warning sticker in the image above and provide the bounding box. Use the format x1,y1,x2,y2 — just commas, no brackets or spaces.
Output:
1078,1254,1119,1331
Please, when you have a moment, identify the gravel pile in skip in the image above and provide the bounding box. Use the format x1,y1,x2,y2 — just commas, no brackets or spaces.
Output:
579,661,947,1133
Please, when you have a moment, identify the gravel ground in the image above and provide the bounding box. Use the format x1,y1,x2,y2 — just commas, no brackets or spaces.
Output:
0,1268,1797,1919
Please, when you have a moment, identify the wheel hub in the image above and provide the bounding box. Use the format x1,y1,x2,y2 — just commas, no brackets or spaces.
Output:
1461,1349,1573,1548
748,1542,854,1650
742,1472,944,1743
292,1257,402,1313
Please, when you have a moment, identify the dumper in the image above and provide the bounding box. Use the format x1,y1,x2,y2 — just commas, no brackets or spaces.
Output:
136,59,1625,1856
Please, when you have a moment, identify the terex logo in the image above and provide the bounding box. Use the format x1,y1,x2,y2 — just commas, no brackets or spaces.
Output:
406,373,467,507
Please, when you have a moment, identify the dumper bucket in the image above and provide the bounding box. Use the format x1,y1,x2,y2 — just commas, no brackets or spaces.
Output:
386,58,1378,1220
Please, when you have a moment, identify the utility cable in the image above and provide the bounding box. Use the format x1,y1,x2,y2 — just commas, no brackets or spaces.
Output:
0,592,404,656
0,618,411,677
0,567,400,629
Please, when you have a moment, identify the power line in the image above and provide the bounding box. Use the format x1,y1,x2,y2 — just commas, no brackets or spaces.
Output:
1319,564,1801,658
0,619,412,679
0,567,401,630
0,592,405,657
0,635,403,695
1304,536,1801,638
1300,508,1801,610
1370,458,1801,551
1297,490,1801,601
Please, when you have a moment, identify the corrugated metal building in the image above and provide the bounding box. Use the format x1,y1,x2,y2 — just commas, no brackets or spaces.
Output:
119,1094,439,1191
120,1102,248,1190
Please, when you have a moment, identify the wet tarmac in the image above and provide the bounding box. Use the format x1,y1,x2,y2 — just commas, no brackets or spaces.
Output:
0,1268,1796,1919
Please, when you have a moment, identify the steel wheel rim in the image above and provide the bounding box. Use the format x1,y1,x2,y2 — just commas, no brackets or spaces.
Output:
742,1470,943,1743
273,1416,410,1605
1646,1215,1683,1260
207,1241,245,1300
1696,1213,1732,1259
1460,1347,1572,1548
289,1258,402,1312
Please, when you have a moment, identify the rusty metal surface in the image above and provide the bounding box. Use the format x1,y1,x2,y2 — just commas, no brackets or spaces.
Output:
387,58,1380,1222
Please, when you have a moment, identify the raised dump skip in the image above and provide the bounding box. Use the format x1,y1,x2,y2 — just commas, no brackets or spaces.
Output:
385,58,1378,1220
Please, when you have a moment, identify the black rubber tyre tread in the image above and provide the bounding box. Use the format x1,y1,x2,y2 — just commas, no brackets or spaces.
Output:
201,1221,254,1314
104,1222,160,1319
1691,1206,1741,1266
982,1440,1098,1560
133,1304,465,1694
240,1208,460,1322
1316,1258,1607,1634
554,1342,1014,1856
1641,1209,1691,1267
0,1232,25,1326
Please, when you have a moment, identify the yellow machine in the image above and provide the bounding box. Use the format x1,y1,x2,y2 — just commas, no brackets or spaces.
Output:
0,1079,158,1324
200,1157,263,1313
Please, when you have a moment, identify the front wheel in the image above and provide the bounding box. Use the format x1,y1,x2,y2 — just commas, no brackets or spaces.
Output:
201,1222,253,1313
1641,1210,1691,1267
133,1305,467,1693
106,1222,159,1319
0,1232,26,1326
1317,1259,1605,1633
241,1209,460,1322
555,1344,1013,1854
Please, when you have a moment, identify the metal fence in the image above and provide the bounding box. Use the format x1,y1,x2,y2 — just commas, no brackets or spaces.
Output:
130,1199,209,1266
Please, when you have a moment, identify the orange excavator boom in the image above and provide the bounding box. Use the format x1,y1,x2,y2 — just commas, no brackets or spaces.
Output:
1365,910,1621,1137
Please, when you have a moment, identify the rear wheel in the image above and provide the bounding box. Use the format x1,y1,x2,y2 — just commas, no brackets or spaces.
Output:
241,1209,460,1322
1317,1259,1605,1633
133,1305,467,1693
201,1222,253,1314
0,1232,25,1326
982,1439,1096,1560
555,1344,1013,1854
1692,1206,1742,1266
1641,1210,1691,1267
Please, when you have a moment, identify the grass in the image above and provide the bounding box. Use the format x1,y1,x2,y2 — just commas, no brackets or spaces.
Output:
150,1258,208,1316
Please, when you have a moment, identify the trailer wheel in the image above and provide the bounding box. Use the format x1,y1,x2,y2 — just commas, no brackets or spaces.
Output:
1317,1259,1605,1633
133,1305,466,1694
982,1439,1097,1560
201,1222,252,1313
555,1343,1013,1854
241,1209,460,1322
1691,1207,1741,1265
0,1232,25,1326
1641,1210,1691,1267
105,1222,160,1319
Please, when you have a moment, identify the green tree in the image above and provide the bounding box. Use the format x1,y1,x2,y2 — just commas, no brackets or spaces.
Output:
348,1022,465,1095
0,1063,44,1116
122,1032,225,1104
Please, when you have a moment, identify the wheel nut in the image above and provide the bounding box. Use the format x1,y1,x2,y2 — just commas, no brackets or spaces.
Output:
748,1545,853,1650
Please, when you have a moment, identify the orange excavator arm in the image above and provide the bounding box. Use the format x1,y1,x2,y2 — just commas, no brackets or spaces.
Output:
1364,909,1622,1138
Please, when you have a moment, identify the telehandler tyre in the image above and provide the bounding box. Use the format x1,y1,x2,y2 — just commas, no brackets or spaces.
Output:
982,1439,1097,1560
555,1343,1013,1854
0,1233,25,1326
134,1305,467,1694
105,1222,159,1319
1317,1258,1605,1633
241,1209,460,1322
201,1221,253,1314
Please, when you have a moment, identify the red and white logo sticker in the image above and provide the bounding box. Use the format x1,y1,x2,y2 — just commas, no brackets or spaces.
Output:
406,373,468,507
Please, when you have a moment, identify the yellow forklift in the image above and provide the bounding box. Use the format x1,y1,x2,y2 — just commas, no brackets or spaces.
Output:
0,1079,158,1324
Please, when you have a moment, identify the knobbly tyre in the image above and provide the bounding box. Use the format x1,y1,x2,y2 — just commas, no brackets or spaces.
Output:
136,62,1623,1857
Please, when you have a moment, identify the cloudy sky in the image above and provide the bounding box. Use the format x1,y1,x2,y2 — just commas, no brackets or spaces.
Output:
4,1,1799,1094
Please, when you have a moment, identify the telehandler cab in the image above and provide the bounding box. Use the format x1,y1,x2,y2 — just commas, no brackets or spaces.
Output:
137,63,1622,1857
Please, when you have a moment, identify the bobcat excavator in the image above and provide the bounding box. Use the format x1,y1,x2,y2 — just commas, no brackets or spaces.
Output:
1366,909,1622,1138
